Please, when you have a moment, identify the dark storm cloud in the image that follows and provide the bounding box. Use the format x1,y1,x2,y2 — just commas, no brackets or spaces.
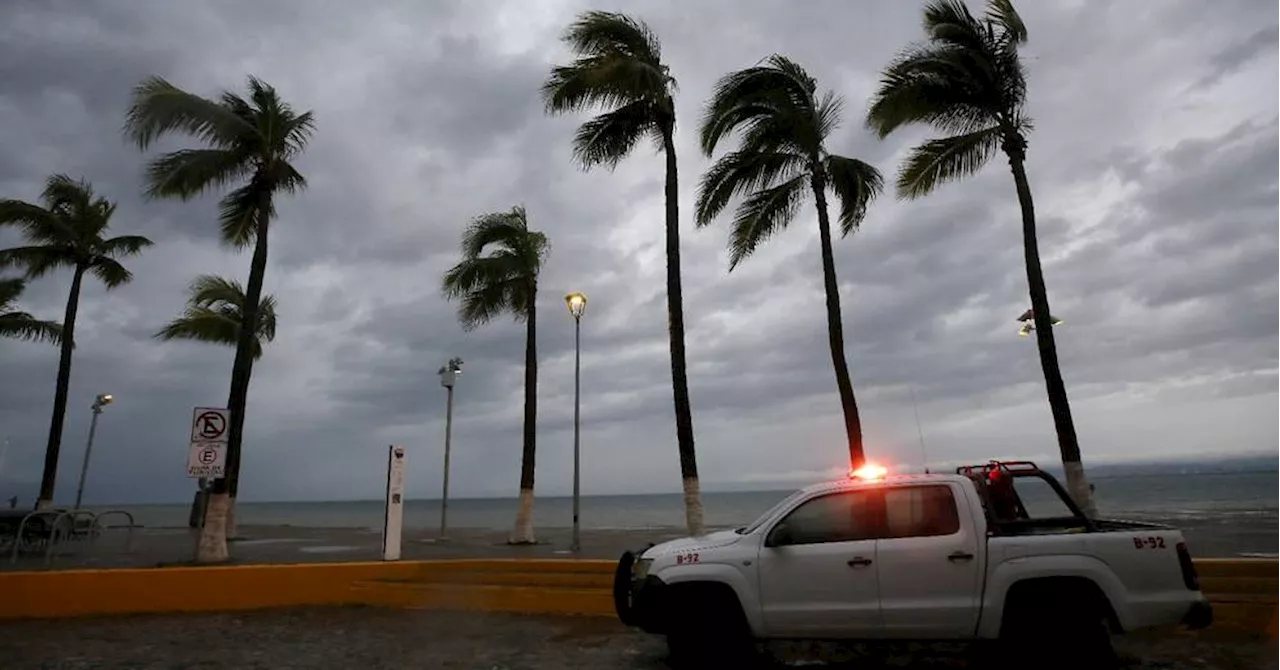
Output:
0,0,1275,506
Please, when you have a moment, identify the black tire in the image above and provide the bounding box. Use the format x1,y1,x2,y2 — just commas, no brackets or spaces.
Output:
1000,585,1117,670
613,551,636,625
664,586,757,669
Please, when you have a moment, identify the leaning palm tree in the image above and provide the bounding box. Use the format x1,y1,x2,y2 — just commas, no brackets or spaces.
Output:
0,277,62,344
0,175,153,508
125,75,314,561
442,206,549,545
696,55,883,469
155,274,278,536
543,11,706,535
866,0,1095,515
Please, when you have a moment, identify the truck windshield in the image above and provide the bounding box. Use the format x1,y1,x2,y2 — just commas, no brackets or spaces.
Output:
735,488,812,535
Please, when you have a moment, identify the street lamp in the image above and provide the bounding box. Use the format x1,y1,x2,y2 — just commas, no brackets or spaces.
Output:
437,357,463,539
1015,308,1063,336
564,292,587,553
74,393,113,509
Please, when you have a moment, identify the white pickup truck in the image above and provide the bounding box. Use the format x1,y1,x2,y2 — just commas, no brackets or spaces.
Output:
613,460,1212,667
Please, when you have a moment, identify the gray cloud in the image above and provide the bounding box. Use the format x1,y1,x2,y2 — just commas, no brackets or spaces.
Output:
0,0,1275,507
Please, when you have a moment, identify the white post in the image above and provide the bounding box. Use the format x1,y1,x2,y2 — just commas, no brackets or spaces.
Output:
381,445,407,561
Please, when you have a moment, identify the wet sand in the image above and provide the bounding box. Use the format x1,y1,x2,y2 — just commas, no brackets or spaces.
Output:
0,607,1273,669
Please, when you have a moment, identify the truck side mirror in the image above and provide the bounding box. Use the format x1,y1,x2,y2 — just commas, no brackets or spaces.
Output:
766,522,794,547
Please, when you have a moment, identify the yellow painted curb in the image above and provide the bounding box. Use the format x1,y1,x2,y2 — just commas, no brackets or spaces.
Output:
0,557,1273,628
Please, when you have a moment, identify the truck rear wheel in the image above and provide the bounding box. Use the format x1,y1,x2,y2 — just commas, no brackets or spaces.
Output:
1000,579,1117,669
664,584,755,669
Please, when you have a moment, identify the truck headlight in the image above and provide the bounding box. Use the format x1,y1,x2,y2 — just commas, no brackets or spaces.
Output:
632,558,653,580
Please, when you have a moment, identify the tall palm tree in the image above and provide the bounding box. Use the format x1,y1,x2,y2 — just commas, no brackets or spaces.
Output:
696,55,883,469
543,11,706,535
441,206,549,545
125,75,314,561
155,274,278,535
865,0,1095,515
0,175,153,508
0,277,62,344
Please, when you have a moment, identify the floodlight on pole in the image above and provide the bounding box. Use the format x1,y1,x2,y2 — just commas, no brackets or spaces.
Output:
1016,308,1063,336
74,393,114,509
437,357,463,539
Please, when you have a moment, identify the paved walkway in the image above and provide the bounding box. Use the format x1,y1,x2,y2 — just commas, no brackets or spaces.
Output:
0,608,1273,669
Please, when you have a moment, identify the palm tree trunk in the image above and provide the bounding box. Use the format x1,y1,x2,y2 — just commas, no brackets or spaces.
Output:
510,285,538,545
810,170,865,469
36,265,85,508
1005,142,1095,517
199,195,271,562
661,126,704,536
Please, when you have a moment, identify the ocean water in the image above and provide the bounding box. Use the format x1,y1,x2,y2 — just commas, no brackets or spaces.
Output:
112,471,1278,539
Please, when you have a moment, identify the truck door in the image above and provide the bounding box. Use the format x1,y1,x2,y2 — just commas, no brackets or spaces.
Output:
756,489,882,638
874,482,983,638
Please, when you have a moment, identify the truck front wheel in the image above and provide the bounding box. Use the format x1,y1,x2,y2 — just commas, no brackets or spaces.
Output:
664,583,755,669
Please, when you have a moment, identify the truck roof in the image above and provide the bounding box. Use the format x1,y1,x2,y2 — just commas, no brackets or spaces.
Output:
801,471,972,497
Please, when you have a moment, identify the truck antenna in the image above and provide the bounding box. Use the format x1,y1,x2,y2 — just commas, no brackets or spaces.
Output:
909,385,929,474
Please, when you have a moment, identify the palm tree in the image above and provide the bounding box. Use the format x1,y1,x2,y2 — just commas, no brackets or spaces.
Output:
155,275,278,359
543,11,706,535
125,75,314,561
441,206,549,545
0,175,153,508
0,277,62,344
696,55,883,469
155,274,278,535
865,0,1095,515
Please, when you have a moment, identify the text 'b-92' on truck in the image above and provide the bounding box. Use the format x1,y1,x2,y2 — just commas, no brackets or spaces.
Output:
613,460,1212,667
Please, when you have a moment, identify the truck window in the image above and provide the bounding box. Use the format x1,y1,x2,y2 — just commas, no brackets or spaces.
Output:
1008,475,1077,520
883,485,960,538
772,490,877,545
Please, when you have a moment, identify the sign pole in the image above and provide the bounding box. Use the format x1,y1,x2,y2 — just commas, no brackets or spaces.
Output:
381,445,407,561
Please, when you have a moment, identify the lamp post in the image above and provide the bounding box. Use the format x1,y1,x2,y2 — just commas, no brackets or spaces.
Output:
1015,308,1063,336
564,292,587,553
437,357,463,539
74,393,113,509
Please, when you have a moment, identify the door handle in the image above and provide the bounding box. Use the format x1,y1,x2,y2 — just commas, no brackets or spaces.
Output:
947,551,975,562
846,556,873,568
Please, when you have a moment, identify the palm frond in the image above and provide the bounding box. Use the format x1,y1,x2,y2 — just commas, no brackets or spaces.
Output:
570,101,658,170
0,199,62,241
88,257,133,288
543,55,669,115
824,155,884,236
986,0,1027,43
143,148,255,200
562,11,662,64
217,181,269,248
866,43,998,138
695,150,805,226
896,126,1002,199
124,76,255,150
726,174,807,270
258,294,278,343
0,311,63,344
0,245,76,279
0,277,24,306
99,234,154,258
187,275,246,307
699,55,823,157
459,208,528,259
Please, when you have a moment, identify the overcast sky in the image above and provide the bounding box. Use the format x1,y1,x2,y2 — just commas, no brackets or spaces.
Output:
0,0,1275,506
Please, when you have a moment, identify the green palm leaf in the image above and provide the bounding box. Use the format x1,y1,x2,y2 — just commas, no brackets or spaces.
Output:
154,274,278,360
726,175,807,269
442,207,548,331
0,277,62,345
896,126,1002,199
